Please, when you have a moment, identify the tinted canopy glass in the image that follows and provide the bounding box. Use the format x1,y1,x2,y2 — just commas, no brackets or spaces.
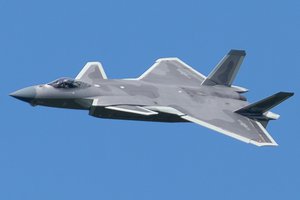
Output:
48,78,89,89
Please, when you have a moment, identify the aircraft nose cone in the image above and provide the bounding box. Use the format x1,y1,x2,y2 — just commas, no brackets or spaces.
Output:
10,86,37,102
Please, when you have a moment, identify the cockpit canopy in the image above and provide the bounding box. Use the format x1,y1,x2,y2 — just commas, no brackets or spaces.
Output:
48,78,90,89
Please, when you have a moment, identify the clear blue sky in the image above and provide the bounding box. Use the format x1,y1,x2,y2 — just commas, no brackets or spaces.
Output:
1,0,299,199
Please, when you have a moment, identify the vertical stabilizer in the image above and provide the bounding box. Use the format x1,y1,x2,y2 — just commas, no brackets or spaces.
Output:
202,50,246,86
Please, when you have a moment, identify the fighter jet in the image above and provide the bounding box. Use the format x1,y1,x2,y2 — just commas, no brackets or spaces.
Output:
10,50,293,146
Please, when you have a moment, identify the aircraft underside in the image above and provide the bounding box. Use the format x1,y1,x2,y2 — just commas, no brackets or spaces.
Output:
89,106,188,122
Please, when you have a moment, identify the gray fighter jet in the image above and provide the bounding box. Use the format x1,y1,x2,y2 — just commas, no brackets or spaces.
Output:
10,50,293,146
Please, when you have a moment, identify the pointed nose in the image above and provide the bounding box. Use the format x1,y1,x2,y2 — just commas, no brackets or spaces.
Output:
10,86,37,102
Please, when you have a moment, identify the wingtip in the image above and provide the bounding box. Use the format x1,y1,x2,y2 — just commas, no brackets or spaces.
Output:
155,57,181,62
249,140,279,147
277,92,294,98
282,92,294,97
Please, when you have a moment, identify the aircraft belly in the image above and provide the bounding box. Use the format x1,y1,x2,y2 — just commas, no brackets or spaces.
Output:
89,106,187,122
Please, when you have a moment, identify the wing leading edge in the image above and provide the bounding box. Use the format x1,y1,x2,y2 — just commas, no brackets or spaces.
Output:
146,97,279,146
146,103,278,146
137,58,206,87
175,98,278,146
181,114,277,146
